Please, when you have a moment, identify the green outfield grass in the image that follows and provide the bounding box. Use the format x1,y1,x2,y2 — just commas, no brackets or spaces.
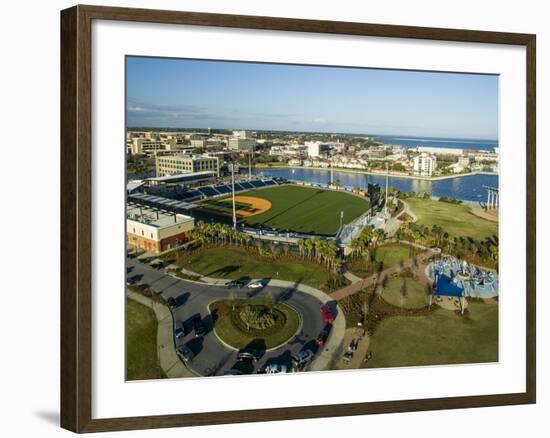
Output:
197,185,369,236
363,302,498,368
406,198,498,240
126,299,165,380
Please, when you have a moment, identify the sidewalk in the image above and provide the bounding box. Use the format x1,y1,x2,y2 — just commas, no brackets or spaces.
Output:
126,290,196,379
329,248,433,301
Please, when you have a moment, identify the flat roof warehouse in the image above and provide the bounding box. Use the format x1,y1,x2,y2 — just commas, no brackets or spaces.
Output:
127,204,194,228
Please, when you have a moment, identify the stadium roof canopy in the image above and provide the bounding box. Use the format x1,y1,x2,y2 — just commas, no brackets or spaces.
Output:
434,275,464,297
128,192,197,211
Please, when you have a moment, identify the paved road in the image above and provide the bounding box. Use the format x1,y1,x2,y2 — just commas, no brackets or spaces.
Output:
127,257,328,376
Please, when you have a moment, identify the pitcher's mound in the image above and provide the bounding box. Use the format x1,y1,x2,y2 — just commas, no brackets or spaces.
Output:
234,196,272,217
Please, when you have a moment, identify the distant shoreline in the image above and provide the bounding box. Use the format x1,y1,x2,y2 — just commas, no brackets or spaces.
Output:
252,165,498,182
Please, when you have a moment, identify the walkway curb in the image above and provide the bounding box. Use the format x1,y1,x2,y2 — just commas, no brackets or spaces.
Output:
126,290,197,379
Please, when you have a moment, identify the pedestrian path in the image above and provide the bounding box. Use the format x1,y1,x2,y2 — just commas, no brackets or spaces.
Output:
126,290,196,379
330,248,433,301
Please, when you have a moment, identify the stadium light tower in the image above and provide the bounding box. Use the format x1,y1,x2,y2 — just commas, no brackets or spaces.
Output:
248,151,252,181
231,162,237,230
385,162,389,218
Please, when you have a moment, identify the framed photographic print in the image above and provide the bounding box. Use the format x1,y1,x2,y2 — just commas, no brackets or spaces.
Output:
60,4,536,433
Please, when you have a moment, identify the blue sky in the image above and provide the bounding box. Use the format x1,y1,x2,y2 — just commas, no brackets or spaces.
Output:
126,57,498,139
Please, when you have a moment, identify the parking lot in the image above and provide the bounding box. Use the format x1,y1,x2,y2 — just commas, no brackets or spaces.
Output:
127,256,329,376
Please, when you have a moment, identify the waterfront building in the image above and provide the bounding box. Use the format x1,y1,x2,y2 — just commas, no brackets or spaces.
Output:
415,146,464,156
156,154,220,177
413,152,437,176
306,141,331,157
365,145,388,160
127,204,195,254
269,145,308,157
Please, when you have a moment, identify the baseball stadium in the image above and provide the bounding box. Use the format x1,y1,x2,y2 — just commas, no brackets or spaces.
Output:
194,184,371,236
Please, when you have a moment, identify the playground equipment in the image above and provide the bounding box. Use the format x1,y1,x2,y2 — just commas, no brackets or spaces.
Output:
427,256,498,300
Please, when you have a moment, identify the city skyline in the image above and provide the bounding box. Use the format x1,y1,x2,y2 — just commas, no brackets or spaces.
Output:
126,57,499,140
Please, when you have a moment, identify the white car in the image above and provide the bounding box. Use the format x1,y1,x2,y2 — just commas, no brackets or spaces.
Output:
264,364,288,374
247,280,264,289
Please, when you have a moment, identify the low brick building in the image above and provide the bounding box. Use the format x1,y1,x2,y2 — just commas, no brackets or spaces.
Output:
127,204,195,254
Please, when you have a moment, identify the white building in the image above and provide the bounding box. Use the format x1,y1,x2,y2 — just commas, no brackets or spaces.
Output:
415,146,463,156
305,141,331,157
232,130,252,138
413,152,437,176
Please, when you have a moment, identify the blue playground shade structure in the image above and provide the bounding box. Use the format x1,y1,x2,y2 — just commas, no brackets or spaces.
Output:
434,275,464,298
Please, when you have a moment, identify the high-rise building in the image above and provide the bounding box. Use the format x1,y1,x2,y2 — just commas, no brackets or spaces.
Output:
413,152,437,176
305,141,331,157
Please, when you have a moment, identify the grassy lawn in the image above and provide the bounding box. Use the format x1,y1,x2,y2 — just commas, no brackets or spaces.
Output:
363,302,498,368
374,243,414,267
198,185,369,236
379,277,430,309
126,299,165,381
348,243,414,277
406,198,498,240
179,246,334,290
210,299,301,349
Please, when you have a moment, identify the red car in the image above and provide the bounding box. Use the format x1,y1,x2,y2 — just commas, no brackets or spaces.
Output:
321,304,335,324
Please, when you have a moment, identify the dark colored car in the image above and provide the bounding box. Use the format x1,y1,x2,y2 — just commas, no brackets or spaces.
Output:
174,327,185,340
193,315,206,337
176,345,194,362
222,369,244,376
237,348,262,362
126,275,140,286
166,296,177,309
315,324,332,347
225,279,248,288
291,349,315,371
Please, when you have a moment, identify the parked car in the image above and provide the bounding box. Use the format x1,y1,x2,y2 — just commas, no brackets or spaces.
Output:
291,349,315,371
150,259,165,269
126,275,140,286
237,348,262,362
174,326,185,340
225,279,248,288
342,350,354,364
175,328,185,340
222,369,244,376
315,324,332,347
193,315,206,337
263,364,288,374
247,280,264,289
321,304,335,324
166,296,177,309
176,345,194,362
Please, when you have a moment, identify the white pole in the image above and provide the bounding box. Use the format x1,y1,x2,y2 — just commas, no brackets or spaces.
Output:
385,162,389,217
231,163,237,231
248,152,252,181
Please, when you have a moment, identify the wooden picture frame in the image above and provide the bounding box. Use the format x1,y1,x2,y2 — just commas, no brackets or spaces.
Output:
60,4,536,433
